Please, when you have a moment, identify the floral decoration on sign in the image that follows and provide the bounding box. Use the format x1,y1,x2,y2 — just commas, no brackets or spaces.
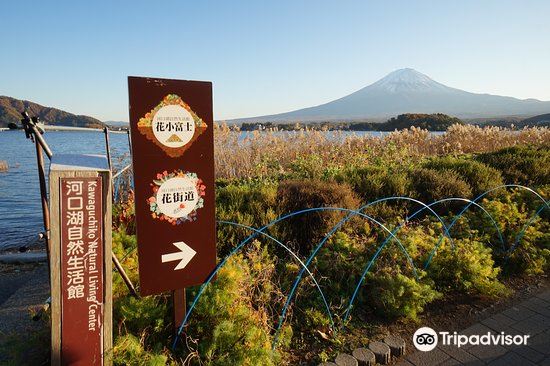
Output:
137,94,208,157
147,170,206,225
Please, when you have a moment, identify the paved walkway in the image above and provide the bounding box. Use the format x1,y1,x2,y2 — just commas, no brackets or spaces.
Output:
0,263,50,363
397,289,550,365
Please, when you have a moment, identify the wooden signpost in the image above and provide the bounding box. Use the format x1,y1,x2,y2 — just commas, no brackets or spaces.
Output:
128,77,216,329
49,154,112,365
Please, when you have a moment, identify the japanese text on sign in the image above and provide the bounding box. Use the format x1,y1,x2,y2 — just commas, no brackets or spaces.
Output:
60,177,104,361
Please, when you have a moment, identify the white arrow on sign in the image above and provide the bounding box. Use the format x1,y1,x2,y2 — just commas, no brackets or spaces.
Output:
161,241,196,270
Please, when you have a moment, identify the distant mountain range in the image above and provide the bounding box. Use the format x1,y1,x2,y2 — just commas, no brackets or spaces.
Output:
522,113,550,125
0,96,105,129
232,68,550,123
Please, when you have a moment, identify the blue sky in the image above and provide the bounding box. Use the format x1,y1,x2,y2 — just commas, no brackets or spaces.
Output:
1,0,549,121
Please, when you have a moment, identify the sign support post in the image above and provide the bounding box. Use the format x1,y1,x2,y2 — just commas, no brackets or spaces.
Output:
172,288,186,335
49,154,112,366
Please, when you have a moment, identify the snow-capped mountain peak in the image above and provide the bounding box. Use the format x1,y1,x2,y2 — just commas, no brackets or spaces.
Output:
369,68,447,93
233,68,550,122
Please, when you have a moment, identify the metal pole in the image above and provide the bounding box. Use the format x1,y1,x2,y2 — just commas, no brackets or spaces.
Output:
20,112,53,288
34,138,52,286
126,129,132,156
103,126,116,201
103,127,112,170
31,125,53,159
112,252,139,298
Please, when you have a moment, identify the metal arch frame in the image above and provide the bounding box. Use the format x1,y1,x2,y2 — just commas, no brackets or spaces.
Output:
270,197,451,347
406,198,504,251
342,196,504,325
169,186,548,352
173,207,416,350
423,185,550,268
405,197,506,265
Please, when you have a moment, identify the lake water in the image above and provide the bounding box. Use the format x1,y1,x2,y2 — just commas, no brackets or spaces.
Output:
0,129,427,251
0,130,131,251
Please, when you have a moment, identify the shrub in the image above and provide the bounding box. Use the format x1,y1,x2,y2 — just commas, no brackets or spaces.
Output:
422,156,503,196
410,168,472,203
216,182,280,255
114,296,169,337
365,267,441,321
112,230,139,298
425,238,508,297
288,154,326,179
506,227,550,276
476,145,550,186
311,231,374,301
185,242,289,365
336,165,411,203
113,227,139,298
113,334,170,366
276,180,361,255
478,193,550,275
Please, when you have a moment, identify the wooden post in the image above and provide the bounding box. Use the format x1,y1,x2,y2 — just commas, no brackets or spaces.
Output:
49,154,112,366
172,288,186,336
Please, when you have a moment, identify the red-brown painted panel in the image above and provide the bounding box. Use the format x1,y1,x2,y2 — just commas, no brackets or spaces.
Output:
60,177,103,365
128,76,216,296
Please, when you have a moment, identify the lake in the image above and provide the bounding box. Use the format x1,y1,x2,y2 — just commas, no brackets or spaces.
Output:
0,130,131,251
0,129,432,251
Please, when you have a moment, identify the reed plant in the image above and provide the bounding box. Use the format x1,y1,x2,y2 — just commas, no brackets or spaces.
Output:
214,123,550,180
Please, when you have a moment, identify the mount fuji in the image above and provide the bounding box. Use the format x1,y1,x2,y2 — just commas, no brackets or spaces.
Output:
234,68,550,122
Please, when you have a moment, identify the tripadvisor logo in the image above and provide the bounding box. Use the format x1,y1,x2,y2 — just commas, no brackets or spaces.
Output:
413,327,530,352
413,327,438,351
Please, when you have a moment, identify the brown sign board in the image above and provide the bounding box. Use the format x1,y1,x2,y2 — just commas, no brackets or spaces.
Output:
128,76,216,296
60,177,104,365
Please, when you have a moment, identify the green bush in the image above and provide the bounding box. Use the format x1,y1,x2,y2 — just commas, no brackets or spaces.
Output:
112,230,140,298
410,168,472,203
216,182,280,255
476,145,550,186
276,180,361,255
113,334,170,366
422,156,503,196
425,238,508,297
114,296,168,337
335,165,411,203
288,154,326,179
311,231,374,302
478,193,550,275
365,267,441,321
186,242,289,365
